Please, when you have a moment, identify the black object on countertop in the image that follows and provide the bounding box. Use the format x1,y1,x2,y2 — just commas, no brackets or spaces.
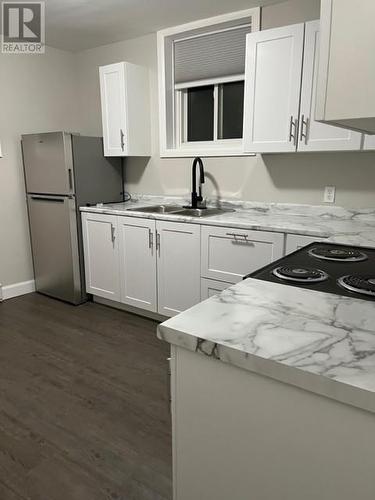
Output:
184,157,206,209
246,241,375,302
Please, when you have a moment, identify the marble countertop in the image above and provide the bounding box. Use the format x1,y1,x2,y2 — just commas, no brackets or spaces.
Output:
158,278,375,414
82,194,375,412
80,195,375,247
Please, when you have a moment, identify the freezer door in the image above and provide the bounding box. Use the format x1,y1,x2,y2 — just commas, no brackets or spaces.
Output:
27,194,84,304
22,132,74,195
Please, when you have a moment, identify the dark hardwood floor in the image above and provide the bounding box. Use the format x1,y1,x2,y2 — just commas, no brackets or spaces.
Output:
0,293,172,500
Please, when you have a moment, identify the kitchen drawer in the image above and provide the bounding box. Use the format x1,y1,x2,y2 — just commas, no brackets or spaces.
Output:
201,226,285,284
201,278,230,301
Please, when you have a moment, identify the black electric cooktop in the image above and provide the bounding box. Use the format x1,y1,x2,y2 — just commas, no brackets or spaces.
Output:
247,242,375,302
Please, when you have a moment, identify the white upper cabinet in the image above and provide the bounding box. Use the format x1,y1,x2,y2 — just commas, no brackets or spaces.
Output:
99,62,151,157
315,0,375,135
298,21,362,152
243,24,304,153
243,21,363,153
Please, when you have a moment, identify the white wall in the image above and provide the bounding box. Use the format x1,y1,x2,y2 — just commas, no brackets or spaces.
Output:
0,47,79,287
75,0,375,209
3,0,375,290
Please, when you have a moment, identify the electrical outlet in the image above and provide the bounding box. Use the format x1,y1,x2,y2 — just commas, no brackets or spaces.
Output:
324,185,336,203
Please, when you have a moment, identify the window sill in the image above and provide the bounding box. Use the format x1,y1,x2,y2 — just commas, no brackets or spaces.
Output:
160,147,256,158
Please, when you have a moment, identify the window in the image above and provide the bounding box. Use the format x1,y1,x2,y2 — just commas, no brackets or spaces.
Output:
157,8,260,157
218,81,245,140
179,81,245,143
187,85,214,142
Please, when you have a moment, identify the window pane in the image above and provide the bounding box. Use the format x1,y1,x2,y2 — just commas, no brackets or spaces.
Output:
187,85,214,142
218,81,244,139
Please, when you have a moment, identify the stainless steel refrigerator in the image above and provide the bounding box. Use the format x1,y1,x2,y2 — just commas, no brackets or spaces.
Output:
22,132,123,305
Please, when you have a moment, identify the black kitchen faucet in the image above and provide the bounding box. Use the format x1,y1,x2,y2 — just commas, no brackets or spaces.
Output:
185,157,206,209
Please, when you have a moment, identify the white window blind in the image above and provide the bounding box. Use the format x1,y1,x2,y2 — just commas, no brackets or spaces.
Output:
174,24,251,85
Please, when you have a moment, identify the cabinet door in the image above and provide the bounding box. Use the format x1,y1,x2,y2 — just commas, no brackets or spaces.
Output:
157,221,200,318
285,234,326,255
118,216,157,312
201,226,285,284
81,213,120,301
243,24,304,153
201,278,230,301
298,21,362,152
315,0,375,134
99,63,127,157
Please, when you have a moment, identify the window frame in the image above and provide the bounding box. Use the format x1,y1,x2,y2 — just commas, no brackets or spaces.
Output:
157,8,260,158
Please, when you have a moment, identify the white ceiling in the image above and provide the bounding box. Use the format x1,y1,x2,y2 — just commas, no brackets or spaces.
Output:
31,0,282,52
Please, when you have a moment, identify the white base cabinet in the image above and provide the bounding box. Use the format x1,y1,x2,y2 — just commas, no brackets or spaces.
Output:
157,221,201,317
201,278,230,301
82,213,318,317
171,345,375,500
81,213,121,301
118,216,157,312
82,214,201,317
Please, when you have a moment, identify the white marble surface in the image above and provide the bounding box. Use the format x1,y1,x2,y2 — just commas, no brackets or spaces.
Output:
81,195,375,411
80,195,375,248
158,278,375,413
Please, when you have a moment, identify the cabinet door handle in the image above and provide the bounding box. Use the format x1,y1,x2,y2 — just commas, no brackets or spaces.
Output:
289,115,295,142
293,118,299,146
111,224,115,244
289,116,299,146
300,114,309,145
156,231,160,254
304,117,310,145
120,129,125,151
148,229,153,249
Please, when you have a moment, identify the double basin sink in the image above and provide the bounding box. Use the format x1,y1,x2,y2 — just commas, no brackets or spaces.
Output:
126,205,234,218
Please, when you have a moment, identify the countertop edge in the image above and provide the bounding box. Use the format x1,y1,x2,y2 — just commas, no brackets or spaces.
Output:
157,323,375,415
80,206,332,238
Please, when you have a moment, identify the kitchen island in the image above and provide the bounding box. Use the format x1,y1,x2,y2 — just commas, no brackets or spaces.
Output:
158,278,375,500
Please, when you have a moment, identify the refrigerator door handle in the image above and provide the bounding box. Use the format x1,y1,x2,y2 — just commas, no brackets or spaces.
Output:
68,168,73,190
30,195,65,203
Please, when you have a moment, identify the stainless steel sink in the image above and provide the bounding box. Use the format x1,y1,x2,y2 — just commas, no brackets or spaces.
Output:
126,205,182,214
174,208,234,217
126,205,234,217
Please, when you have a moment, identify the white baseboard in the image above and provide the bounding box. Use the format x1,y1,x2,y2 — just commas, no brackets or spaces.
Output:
0,280,36,301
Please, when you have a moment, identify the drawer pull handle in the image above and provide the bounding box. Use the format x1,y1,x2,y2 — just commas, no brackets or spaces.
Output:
226,232,248,239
